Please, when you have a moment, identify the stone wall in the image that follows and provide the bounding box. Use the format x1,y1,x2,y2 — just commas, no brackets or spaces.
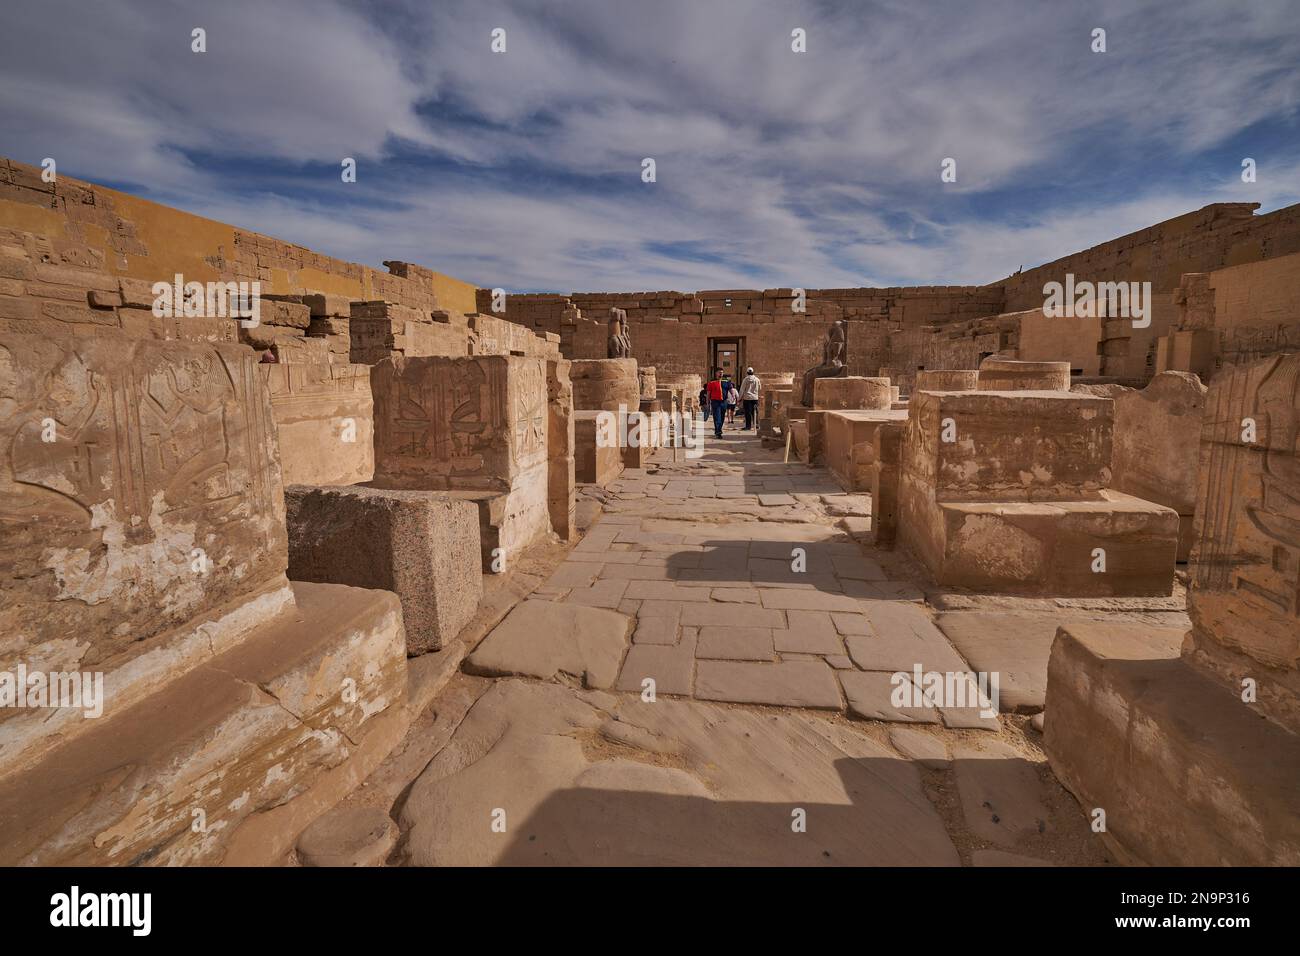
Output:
995,202,1300,311
0,157,479,315
477,286,1005,383
1158,251,1300,381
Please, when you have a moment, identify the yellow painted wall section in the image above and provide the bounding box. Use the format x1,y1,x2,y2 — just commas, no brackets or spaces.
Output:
0,156,478,312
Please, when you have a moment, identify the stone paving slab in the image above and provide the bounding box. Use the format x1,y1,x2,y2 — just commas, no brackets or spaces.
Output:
839,671,940,723
465,600,630,689
774,610,846,655
616,629,697,697
680,603,786,628
696,626,776,661
695,660,843,709
932,611,1069,712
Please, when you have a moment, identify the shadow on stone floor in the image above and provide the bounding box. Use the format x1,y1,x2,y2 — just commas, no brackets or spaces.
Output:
664,538,884,596
479,754,1080,866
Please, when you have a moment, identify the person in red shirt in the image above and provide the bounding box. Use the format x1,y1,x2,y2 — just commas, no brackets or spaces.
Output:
705,368,727,438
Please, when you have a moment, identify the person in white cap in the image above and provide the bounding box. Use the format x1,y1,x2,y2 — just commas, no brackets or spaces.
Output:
738,367,761,430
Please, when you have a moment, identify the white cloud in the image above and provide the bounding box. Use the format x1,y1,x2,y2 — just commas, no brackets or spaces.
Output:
1,0,1296,291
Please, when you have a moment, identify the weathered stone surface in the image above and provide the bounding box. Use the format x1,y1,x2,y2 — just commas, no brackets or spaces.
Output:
977,358,1071,391
844,603,969,673
913,494,1179,596
934,612,1061,711
899,387,1178,596
773,610,845,655
371,354,551,557
1184,353,1300,733
0,332,292,771
260,362,375,486
297,806,397,867
695,659,842,709
888,726,951,768
615,628,696,696
905,390,1114,501
696,626,775,660
546,359,577,539
1111,371,1206,561
813,376,891,411
465,600,630,689
571,357,639,411
840,671,939,723
914,369,978,392
399,679,959,865
871,420,905,549
574,410,624,485
823,409,907,492
952,739,1050,845
0,582,407,865
285,485,482,654
1044,622,1300,865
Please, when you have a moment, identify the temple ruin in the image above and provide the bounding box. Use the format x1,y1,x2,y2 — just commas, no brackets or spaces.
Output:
1,154,1297,867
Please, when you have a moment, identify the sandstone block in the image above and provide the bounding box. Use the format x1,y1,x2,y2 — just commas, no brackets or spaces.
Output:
813,376,891,410
259,363,374,486
905,390,1114,502
1044,621,1300,865
977,358,1071,391
571,358,639,411
915,369,978,391
285,485,481,653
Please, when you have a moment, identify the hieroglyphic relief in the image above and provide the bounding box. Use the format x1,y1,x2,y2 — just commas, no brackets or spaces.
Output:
373,355,548,489
0,334,288,664
1188,353,1300,715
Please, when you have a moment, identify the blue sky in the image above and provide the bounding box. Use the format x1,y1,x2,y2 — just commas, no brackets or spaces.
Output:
1,0,1298,293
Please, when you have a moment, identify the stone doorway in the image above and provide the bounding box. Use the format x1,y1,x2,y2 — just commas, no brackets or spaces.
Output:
709,336,745,381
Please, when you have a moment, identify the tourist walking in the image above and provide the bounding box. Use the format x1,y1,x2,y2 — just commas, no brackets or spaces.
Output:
739,367,761,430
705,369,727,438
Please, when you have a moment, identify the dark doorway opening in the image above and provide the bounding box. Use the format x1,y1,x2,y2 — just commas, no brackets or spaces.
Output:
708,337,745,381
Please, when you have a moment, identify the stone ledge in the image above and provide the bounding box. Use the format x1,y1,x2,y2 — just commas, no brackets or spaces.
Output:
0,582,407,866
1044,621,1300,865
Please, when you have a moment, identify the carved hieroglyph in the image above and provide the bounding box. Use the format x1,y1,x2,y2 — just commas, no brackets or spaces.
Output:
1185,353,1300,732
372,354,548,491
0,334,288,671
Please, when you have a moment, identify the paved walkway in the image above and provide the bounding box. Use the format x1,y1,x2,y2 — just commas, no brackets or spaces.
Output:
536,428,996,726
340,425,1116,867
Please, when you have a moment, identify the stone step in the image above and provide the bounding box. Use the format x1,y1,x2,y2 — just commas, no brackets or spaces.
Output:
0,582,406,866
1044,621,1300,865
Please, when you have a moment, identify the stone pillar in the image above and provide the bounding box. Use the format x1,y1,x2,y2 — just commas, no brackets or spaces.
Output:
870,421,905,549
638,365,657,400
977,357,1071,391
571,358,639,411
1183,353,1300,733
547,358,577,540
